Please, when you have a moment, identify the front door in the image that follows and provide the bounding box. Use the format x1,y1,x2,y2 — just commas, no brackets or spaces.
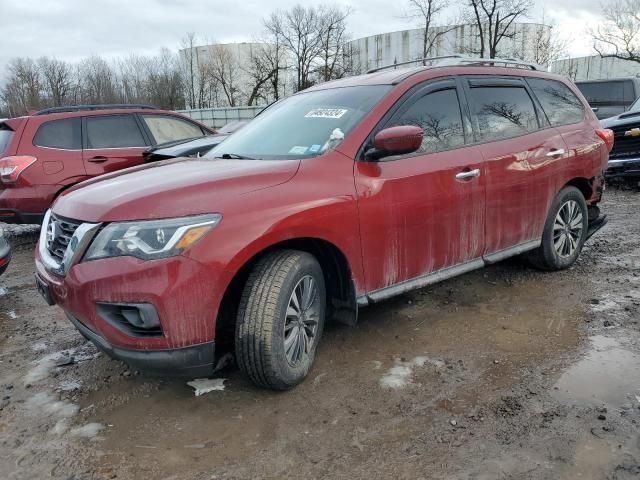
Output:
355,79,486,295
82,114,149,175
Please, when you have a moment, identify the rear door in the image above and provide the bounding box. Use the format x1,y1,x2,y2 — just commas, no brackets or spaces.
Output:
82,114,150,175
463,76,567,256
355,78,486,294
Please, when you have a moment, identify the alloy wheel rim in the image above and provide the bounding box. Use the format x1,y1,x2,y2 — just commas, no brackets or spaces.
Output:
553,200,583,258
284,275,320,366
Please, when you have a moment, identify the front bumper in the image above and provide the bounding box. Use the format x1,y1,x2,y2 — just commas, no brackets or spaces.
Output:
67,312,215,377
605,157,640,179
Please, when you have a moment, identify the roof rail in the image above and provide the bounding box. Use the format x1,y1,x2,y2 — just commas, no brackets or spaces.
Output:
366,55,540,74
33,104,159,116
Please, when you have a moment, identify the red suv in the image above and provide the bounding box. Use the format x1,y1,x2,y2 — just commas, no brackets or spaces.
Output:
0,105,213,224
34,59,613,390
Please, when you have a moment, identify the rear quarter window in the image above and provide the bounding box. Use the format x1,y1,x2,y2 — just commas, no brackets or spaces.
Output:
0,126,13,155
33,118,82,150
526,78,584,126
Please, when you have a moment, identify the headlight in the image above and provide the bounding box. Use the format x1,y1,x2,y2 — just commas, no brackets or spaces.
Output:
84,214,221,261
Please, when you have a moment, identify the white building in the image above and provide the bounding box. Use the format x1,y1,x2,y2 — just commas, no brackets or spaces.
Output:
347,23,551,73
551,55,640,81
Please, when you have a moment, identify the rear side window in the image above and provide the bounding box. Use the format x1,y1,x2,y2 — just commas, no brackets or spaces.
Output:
86,115,146,149
33,118,81,150
389,88,465,154
527,78,584,126
470,86,539,142
141,115,204,144
0,125,13,155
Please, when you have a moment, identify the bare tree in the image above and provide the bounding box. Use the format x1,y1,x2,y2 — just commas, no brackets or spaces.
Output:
205,45,242,107
79,56,118,104
464,0,533,58
0,58,43,115
528,21,568,66
404,0,453,62
591,0,640,62
316,5,352,81
267,6,325,91
38,57,74,107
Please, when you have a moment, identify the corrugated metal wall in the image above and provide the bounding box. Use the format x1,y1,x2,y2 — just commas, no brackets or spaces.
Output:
551,55,640,81
177,106,264,128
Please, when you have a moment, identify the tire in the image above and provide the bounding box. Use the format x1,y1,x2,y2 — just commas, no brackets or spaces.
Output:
528,186,588,271
235,250,326,390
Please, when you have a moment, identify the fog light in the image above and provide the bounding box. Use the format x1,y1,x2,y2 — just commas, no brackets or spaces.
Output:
96,302,162,337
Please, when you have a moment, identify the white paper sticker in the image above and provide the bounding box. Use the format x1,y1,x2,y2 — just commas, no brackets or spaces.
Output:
305,108,348,119
288,146,308,154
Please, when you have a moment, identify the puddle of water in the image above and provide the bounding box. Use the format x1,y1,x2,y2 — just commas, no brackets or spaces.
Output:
553,335,640,408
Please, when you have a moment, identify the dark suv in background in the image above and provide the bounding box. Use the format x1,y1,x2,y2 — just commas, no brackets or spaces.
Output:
575,77,640,120
0,105,213,224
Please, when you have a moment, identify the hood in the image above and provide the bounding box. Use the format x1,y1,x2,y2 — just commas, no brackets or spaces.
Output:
53,157,300,222
600,110,640,128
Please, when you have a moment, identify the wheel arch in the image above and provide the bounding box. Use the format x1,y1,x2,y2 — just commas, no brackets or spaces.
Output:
214,236,358,356
563,177,593,202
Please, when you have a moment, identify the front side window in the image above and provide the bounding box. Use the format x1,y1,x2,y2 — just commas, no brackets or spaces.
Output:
388,88,465,155
142,115,204,144
527,78,584,126
205,85,392,160
33,118,81,150
470,86,539,142
85,115,146,149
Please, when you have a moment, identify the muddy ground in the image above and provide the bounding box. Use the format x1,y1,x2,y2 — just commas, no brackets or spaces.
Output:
0,187,639,480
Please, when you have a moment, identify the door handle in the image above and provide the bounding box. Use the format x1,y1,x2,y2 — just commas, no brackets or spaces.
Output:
87,156,108,163
546,148,566,158
455,168,481,180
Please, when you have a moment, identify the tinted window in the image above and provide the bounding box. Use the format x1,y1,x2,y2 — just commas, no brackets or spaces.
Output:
470,86,539,141
527,78,584,126
389,88,465,154
576,80,634,104
33,118,81,149
142,115,204,144
86,115,145,149
0,126,13,155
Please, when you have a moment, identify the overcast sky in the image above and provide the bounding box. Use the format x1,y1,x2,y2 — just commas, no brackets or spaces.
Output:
0,0,604,74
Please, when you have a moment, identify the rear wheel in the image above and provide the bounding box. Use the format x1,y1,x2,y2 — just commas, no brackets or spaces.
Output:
235,250,325,390
528,186,588,271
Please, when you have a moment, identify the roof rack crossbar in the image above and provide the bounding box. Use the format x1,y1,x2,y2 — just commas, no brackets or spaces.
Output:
34,104,159,116
366,55,539,74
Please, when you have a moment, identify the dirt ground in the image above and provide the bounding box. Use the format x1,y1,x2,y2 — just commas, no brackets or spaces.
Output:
0,187,639,480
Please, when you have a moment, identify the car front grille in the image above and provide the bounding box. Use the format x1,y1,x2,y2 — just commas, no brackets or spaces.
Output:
609,123,640,159
46,214,82,262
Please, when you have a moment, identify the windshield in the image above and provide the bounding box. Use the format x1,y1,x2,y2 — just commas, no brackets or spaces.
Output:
630,97,640,112
205,85,391,160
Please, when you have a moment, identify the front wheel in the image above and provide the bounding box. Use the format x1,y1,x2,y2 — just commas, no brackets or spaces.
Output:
528,186,588,271
235,250,326,390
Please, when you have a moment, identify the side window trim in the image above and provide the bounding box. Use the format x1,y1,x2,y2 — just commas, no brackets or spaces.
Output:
357,77,465,161
461,75,547,144
82,114,150,150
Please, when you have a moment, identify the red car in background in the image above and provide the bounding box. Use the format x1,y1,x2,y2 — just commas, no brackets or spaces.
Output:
0,105,213,224
35,58,612,390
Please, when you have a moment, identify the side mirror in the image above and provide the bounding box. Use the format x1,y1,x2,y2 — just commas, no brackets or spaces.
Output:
366,125,423,160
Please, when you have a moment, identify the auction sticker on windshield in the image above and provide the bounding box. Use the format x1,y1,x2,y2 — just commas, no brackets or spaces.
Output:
305,108,348,119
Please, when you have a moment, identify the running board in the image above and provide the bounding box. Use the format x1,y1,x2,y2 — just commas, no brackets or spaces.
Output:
586,214,608,241
357,240,541,306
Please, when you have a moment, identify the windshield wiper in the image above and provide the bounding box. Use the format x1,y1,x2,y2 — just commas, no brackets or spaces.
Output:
217,153,255,160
